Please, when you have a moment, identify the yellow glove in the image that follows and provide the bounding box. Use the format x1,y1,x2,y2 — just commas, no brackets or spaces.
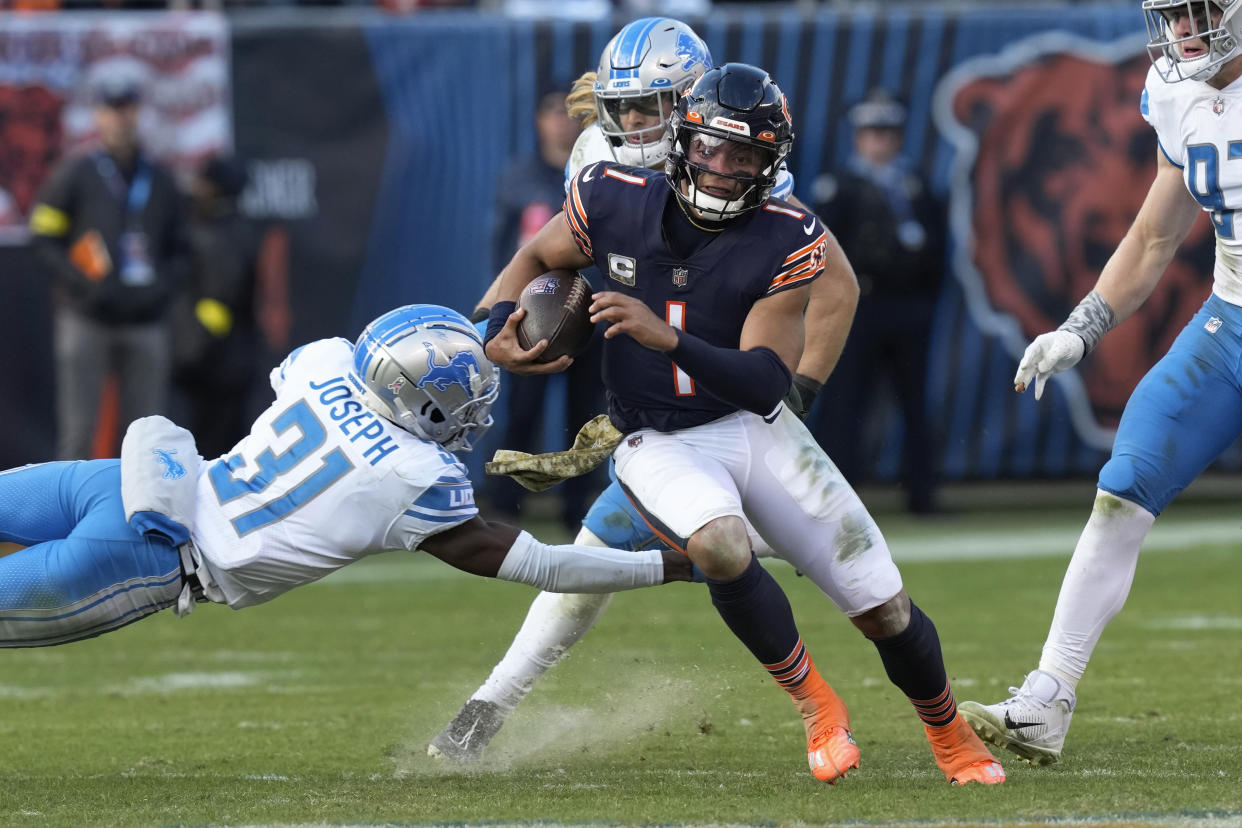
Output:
195,298,234,338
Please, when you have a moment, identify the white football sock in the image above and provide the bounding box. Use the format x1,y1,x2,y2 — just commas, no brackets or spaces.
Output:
1038,490,1154,690
476,527,616,712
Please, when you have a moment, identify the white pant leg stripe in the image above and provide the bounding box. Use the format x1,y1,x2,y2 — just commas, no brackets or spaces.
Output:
0,568,182,647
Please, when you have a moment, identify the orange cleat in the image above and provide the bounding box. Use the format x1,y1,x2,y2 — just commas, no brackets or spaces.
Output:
925,713,1006,786
794,676,860,784
807,724,861,784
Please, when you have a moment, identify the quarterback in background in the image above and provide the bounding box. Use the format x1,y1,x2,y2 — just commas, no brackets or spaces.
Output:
961,0,1242,765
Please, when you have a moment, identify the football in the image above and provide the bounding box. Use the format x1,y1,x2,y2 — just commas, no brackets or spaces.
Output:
516,270,595,362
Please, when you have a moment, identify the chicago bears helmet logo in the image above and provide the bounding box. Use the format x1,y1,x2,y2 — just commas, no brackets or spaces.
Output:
935,32,1214,446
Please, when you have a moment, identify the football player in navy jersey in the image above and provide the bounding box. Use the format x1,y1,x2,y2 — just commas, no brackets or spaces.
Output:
961,0,1242,767
432,22,846,769
479,63,1004,786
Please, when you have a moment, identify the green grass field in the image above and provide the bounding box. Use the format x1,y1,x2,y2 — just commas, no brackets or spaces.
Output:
1,488,1240,827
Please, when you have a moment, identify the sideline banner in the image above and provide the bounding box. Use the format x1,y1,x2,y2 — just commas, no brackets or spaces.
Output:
0,13,231,243
935,32,1215,454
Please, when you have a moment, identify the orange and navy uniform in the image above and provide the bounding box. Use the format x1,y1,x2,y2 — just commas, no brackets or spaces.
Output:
563,161,826,433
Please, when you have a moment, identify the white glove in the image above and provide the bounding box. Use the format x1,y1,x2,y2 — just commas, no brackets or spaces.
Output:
1013,330,1085,400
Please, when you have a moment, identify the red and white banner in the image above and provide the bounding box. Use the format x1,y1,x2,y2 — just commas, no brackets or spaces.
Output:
0,12,230,243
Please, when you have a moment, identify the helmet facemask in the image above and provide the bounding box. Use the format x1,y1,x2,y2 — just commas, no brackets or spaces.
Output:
1144,0,1242,82
596,89,681,168
667,128,784,221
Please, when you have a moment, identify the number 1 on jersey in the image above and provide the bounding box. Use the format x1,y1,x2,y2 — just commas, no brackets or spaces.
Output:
666,301,694,396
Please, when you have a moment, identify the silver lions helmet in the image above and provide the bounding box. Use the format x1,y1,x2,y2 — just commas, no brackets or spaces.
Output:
595,17,712,168
351,304,499,452
1144,0,1242,82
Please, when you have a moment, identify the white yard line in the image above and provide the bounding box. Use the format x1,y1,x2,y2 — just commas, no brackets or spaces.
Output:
312,516,1241,587
886,515,1242,562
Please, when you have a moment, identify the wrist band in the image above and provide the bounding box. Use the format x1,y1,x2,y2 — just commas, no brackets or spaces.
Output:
484,301,516,346
1058,291,1117,354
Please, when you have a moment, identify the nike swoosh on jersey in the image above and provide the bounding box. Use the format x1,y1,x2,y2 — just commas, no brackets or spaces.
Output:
763,405,783,424
802,220,816,235
582,163,598,183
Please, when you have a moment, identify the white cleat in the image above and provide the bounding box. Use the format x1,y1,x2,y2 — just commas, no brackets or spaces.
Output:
959,670,1076,766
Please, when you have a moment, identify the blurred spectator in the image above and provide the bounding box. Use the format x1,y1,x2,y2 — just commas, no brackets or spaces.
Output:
170,154,271,460
29,73,190,460
481,85,607,531
810,88,948,515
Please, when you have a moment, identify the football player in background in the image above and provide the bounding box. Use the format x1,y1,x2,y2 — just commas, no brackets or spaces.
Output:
433,18,851,766
476,63,1005,786
0,304,692,652
960,0,1242,766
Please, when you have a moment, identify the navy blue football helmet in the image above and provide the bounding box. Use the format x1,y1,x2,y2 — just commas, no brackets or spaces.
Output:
666,63,794,220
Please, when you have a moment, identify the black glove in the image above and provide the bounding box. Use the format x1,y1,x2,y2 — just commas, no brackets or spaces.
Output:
784,373,823,421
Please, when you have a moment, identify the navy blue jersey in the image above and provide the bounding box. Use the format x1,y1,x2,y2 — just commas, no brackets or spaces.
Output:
565,162,827,433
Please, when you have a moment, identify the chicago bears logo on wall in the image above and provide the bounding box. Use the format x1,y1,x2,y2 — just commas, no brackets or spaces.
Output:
934,32,1214,448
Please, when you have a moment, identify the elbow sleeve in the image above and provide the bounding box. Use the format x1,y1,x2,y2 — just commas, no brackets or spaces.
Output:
496,530,665,593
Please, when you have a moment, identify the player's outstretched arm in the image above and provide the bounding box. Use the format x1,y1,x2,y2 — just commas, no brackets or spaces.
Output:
1014,152,1200,398
418,516,692,591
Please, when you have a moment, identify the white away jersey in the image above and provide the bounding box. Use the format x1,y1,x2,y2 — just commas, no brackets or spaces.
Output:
564,123,796,200
191,338,478,608
1142,60,1242,304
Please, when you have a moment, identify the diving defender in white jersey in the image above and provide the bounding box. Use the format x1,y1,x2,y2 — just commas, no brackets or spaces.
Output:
432,18,850,766
960,0,1242,766
0,304,691,650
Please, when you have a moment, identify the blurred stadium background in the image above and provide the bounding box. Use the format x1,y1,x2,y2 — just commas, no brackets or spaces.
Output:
2,5,1241,826
0,0,1239,488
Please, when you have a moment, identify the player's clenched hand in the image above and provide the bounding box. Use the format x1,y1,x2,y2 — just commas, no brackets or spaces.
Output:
590,291,679,351
484,306,572,375
1013,330,1085,400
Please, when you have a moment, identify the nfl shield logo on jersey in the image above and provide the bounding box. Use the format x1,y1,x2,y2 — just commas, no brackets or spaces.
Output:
1206,316,1223,333
1213,96,1226,116
671,267,688,287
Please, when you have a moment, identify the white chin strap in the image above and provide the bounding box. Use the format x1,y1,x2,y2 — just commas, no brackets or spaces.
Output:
610,134,673,168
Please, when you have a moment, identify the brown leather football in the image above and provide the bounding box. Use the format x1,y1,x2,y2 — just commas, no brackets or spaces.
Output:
516,270,594,362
